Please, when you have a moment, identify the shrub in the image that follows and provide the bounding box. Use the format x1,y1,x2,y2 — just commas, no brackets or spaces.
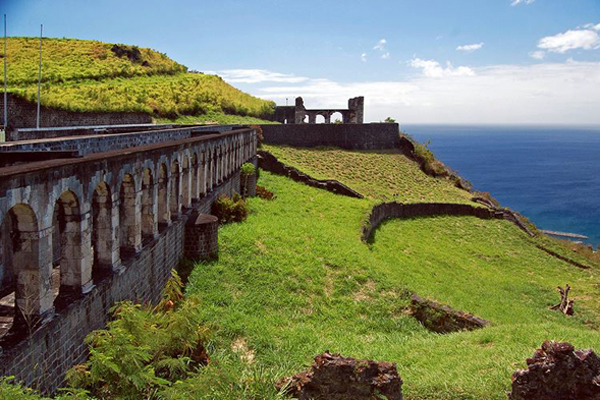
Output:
241,162,256,176
65,271,208,400
212,193,248,224
256,185,275,200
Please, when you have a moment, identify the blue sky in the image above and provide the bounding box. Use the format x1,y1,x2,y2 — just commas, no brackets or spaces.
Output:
4,0,600,124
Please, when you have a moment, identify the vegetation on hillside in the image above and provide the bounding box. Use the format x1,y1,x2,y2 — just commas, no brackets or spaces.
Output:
3,37,275,120
1,37,185,86
3,147,600,399
263,144,473,203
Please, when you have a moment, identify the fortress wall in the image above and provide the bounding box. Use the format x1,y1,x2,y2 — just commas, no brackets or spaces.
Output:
0,93,152,134
0,125,237,156
362,202,501,242
260,123,400,150
0,174,242,393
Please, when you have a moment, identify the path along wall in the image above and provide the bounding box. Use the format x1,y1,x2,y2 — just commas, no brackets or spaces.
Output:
0,127,257,394
260,123,400,150
0,93,152,133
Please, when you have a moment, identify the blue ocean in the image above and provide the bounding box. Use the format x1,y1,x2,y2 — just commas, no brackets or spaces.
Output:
404,125,600,248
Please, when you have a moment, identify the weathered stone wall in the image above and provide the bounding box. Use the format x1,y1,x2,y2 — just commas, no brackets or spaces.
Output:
0,127,257,394
362,202,501,242
0,125,238,156
0,93,152,133
260,123,400,150
9,124,180,142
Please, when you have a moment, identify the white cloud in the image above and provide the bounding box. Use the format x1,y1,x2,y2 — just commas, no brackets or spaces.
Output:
381,52,390,59
529,50,546,60
373,39,387,51
208,69,309,84
243,60,600,124
360,53,367,62
456,42,484,52
511,0,535,6
409,58,475,77
538,25,600,53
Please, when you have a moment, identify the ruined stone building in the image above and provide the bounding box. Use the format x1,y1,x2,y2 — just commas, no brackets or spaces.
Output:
272,96,364,124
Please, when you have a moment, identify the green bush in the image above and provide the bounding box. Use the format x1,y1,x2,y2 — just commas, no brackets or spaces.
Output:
241,162,256,176
211,193,248,224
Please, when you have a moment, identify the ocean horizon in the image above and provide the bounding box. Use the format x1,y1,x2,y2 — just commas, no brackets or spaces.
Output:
404,124,600,248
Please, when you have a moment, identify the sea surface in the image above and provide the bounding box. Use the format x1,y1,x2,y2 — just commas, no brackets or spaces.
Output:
404,124,600,248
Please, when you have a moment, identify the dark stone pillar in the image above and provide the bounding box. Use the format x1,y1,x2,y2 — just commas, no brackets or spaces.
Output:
184,213,218,261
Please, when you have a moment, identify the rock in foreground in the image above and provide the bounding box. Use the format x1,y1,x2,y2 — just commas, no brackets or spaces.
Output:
509,340,600,400
276,351,402,400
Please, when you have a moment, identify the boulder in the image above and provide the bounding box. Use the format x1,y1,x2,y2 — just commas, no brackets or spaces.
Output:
276,351,402,400
509,340,600,400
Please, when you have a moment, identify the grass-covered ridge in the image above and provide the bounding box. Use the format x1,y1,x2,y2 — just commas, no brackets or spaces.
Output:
263,144,473,203
180,171,600,399
3,37,275,120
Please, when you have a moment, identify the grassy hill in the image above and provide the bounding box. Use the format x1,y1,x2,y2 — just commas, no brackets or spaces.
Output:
5,146,600,399
2,37,275,122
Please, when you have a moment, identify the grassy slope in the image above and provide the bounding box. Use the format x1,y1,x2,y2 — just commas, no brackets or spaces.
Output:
156,112,279,126
3,37,274,120
176,147,600,399
181,171,600,400
263,144,472,203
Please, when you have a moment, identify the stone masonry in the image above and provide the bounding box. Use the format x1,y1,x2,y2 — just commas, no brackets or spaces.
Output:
0,126,257,394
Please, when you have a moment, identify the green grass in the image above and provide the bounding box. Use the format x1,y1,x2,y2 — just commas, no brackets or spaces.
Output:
2,37,185,86
4,37,275,120
157,112,279,126
262,145,473,203
179,170,600,399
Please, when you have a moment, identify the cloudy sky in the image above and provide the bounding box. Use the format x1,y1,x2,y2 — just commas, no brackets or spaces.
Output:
5,0,600,124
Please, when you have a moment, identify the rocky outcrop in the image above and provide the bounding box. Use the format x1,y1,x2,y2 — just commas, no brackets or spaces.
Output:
276,351,403,400
257,150,363,199
509,341,600,400
409,295,489,333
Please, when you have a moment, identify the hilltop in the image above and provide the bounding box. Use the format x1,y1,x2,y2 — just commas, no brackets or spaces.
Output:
1,37,275,123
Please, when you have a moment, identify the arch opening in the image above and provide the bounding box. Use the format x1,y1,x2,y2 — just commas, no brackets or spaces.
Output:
331,111,344,124
315,114,326,124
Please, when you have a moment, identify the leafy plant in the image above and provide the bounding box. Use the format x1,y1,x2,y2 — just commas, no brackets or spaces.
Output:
211,193,248,224
65,271,208,400
241,163,256,176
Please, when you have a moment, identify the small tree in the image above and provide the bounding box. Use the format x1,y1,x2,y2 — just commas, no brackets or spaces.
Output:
384,117,396,123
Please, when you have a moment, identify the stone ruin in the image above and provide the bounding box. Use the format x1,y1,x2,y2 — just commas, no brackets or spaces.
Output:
273,96,364,124
509,340,600,400
276,351,403,400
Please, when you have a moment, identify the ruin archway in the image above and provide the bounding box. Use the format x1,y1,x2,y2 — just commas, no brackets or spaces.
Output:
0,204,52,334
315,114,326,124
331,112,343,124
53,190,90,301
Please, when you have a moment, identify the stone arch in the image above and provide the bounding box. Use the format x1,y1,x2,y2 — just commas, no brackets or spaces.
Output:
141,168,157,240
331,111,344,124
157,163,170,227
52,190,92,301
1,204,53,332
303,114,310,123
315,114,326,124
170,159,181,217
181,155,192,208
119,174,141,258
91,181,119,279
